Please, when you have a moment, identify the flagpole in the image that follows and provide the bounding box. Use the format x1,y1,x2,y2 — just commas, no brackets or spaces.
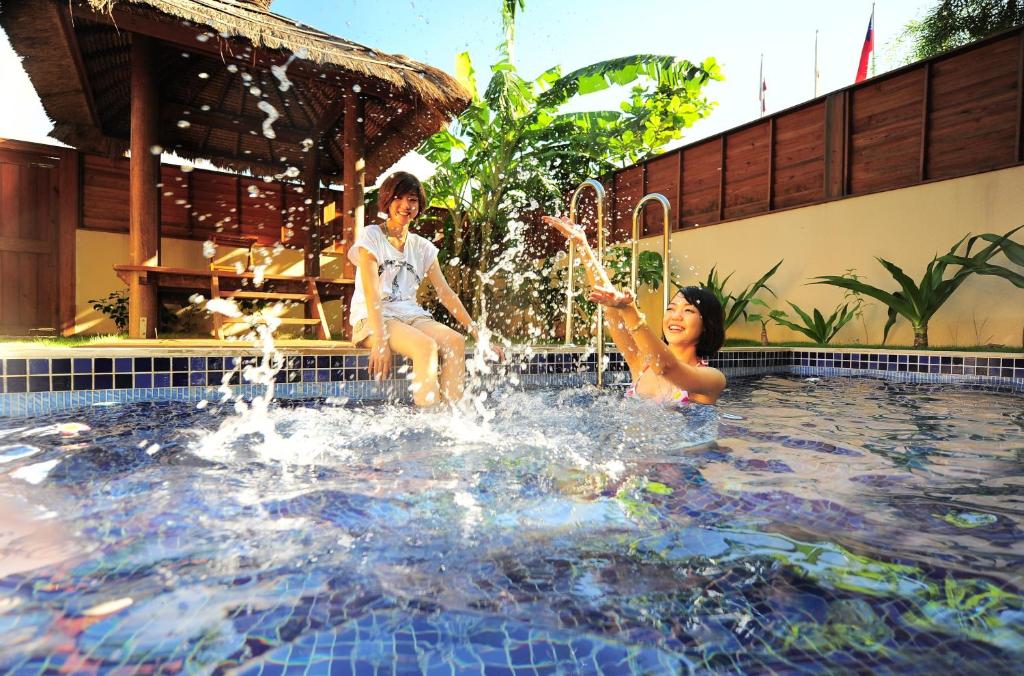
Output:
759,53,764,117
814,30,820,97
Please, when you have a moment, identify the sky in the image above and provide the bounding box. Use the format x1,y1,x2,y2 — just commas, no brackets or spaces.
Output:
0,0,930,164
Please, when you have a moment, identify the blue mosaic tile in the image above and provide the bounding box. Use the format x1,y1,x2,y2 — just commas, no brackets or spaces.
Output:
6,359,26,376
29,359,49,375
52,358,71,374
52,375,71,392
94,374,113,390
115,358,132,373
115,374,132,389
73,375,92,391
28,376,49,392
73,358,91,374
153,357,170,372
154,373,171,388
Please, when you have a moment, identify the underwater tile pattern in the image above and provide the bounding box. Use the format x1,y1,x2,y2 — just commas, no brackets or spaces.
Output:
0,376,1022,673
1,348,1021,416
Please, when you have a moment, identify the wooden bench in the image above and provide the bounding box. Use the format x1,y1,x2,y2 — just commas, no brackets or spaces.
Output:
113,265,354,340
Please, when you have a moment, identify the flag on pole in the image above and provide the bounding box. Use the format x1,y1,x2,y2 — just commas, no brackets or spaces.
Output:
855,6,875,83
759,54,767,115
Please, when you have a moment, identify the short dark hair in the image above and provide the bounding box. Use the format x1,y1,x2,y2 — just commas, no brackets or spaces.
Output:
377,171,427,217
676,286,725,358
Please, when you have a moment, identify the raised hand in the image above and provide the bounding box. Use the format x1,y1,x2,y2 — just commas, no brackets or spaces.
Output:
588,284,635,309
542,215,588,245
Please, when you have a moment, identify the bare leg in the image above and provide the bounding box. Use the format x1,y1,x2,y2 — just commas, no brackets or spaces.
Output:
413,320,467,403
384,320,441,407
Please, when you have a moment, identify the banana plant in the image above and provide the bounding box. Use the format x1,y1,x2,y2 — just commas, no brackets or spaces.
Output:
419,0,721,315
683,260,783,331
769,302,857,345
814,226,1023,347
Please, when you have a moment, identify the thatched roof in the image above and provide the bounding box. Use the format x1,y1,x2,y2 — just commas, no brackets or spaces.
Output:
0,0,471,181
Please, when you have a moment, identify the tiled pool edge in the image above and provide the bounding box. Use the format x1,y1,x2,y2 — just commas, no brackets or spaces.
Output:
1,347,1021,417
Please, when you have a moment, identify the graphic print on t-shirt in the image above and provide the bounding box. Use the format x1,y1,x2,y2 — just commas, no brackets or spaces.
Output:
378,258,423,303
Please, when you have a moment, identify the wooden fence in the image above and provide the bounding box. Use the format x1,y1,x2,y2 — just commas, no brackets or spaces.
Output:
570,26,1024,244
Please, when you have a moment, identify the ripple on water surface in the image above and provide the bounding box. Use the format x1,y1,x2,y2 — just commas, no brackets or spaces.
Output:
0,375,1022,673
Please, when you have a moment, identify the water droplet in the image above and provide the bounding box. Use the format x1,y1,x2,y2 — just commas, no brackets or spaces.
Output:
227,64,238,73
250,86,262,96
352,84,362,93
198,72,209,79
196,33,211,43
149,145,163,155
177,120,191,129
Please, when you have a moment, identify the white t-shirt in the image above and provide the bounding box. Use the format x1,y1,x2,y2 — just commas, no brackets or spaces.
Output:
348,223,439,325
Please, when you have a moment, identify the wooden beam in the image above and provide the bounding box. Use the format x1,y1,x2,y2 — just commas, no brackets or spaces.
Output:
919,63,931,181
302,147,321,278
162,103,313,146
57,3,102,131
343,94,366,251
767,117,775,211
717,136,726,222
843,91,852,196
1017,31,1024,162
58,149,79,335
128,34,161,338
674,149,683,232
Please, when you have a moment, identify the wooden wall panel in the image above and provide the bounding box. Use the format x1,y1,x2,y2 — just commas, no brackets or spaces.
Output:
680,140,720,227
848,69,925,194
642,152,679,236
159,165,190,237
190,171,238,234
611,166,643,243
723,121,770,219
927,34,1019,179
82,154,340,247
774,102,826,208
82,155,129,232
240,178,283,241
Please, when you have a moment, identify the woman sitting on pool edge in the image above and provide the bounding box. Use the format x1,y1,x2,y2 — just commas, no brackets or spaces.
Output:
544,215,726,405
350,171,500,407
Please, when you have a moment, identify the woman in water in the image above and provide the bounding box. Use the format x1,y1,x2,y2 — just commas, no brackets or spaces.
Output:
543,215,726,405
350,171,499,406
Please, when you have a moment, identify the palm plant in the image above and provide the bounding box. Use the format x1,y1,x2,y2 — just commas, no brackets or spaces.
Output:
814,226,1022,347
684,260,783,331
743,297,773,345
419,0,721,315
769,302,858,345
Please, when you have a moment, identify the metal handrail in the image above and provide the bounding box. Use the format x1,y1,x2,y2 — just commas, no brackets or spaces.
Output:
630,193,672,312
565,179,607,386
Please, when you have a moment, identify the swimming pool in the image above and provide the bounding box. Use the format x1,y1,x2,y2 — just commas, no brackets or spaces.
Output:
1,373,1021,673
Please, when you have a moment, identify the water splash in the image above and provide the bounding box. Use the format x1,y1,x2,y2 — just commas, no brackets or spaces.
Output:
257,101,279,139
270,48,307,92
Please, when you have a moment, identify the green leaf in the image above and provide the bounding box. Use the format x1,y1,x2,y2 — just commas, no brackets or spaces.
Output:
455,51,478,100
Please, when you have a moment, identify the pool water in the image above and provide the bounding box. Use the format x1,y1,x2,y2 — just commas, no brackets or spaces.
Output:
1,375,1022,673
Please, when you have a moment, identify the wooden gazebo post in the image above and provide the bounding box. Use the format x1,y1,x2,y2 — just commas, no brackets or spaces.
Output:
301,147,321,279
128,34,160,338
342,93,366,245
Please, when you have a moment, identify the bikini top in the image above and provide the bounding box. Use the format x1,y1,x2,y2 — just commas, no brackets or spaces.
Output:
624,359,709,405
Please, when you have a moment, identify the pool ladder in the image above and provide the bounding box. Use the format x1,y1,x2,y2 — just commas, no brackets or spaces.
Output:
563,181,672,388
